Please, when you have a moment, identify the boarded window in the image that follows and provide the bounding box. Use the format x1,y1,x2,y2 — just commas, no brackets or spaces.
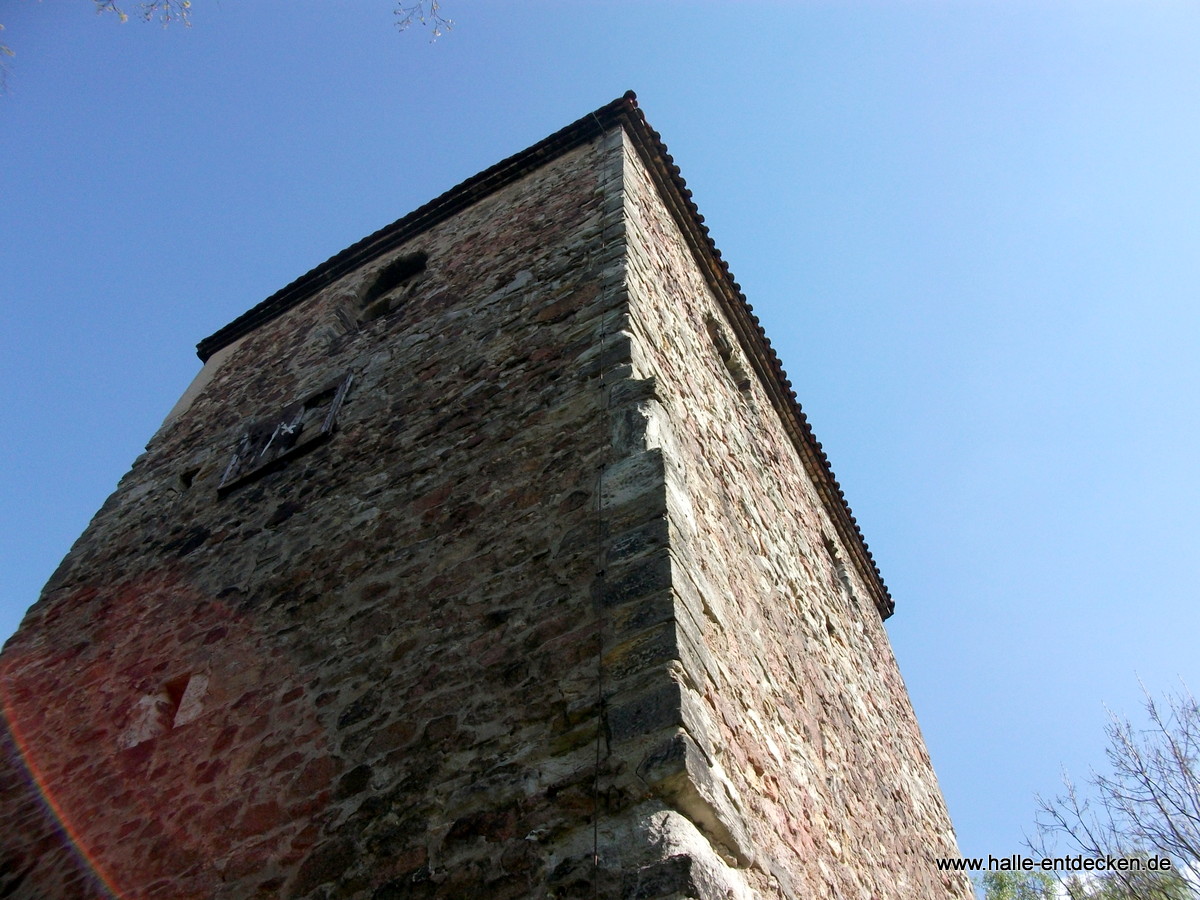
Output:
218,373,353,494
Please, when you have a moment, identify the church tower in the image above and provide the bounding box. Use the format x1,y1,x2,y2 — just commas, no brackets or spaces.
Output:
0,93,971,900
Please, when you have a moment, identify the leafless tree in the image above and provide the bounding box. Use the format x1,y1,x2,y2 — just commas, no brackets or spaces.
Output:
1032,684,1200,899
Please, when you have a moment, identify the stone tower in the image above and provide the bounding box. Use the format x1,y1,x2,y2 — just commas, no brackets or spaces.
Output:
0,94,971,900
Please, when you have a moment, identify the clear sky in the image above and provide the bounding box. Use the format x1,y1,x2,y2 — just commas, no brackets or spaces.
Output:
3,0,1199,888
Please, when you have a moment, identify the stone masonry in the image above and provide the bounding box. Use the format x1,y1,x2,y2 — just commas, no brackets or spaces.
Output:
0,93,971,899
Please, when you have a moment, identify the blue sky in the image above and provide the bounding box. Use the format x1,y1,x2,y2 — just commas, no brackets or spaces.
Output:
3,0,1199,885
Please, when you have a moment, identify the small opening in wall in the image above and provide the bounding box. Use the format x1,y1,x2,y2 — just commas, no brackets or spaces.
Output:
704,315,752,393
119,673,204,748
823,535,860,610
164,674,190,715
360,250,428,322
179,468,200,490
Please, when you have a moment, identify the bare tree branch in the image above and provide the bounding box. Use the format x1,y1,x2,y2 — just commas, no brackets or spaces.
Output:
4,2,453,94
394,1,453,40
93,1,193,27
1030,684,1200,900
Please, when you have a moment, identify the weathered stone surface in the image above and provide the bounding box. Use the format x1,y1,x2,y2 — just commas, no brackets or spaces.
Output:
620,125,970,898
0,98,969,899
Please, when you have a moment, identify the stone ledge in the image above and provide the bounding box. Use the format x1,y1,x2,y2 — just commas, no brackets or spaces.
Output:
636,732,755,869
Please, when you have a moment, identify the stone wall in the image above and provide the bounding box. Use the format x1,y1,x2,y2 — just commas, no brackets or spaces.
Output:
0,132,639,900
617,130,972,899
0,103,969,900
